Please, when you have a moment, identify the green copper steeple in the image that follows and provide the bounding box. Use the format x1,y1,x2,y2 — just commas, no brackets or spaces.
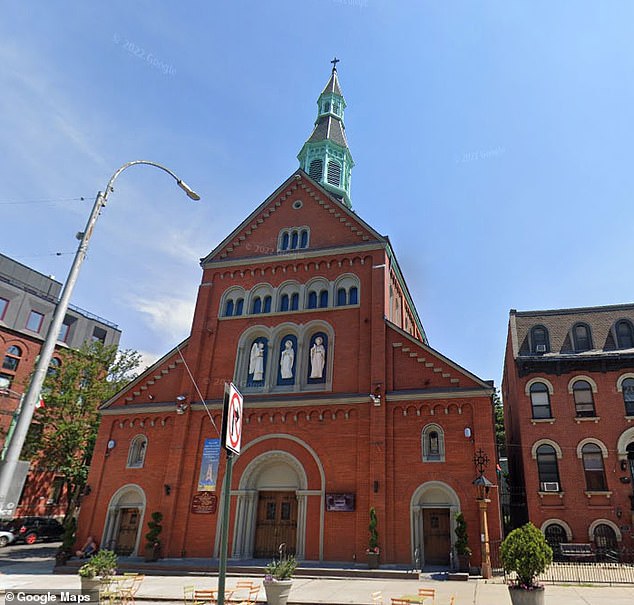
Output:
298,59,354,208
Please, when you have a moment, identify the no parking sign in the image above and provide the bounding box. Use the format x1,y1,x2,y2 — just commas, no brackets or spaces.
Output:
222,382,243,455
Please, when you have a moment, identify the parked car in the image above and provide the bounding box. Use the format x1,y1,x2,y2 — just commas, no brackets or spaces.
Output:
0,530,15,547
3,517,64,544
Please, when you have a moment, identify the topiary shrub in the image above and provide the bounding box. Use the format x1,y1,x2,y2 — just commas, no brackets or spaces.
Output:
367,507,379,554
454,512,472,556
500,522,553,589
144,511,163,561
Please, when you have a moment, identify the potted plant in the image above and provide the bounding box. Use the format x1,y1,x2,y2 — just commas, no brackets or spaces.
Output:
144,511,163,562
500,522,553,605
454,512,472,573
78,549,117,593
263,554,298,605
367,507,380,569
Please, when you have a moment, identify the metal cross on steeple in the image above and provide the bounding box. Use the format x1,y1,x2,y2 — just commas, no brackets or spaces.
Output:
331,57,340,71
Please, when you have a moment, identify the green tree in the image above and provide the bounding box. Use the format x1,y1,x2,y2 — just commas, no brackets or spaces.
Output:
24,340,140,523
492,389,506,458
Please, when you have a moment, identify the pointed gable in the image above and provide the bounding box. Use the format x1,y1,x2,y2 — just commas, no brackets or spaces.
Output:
387,322,492,393
201,171,384,265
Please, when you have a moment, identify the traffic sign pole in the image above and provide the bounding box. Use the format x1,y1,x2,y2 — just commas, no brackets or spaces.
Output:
216,450,233,605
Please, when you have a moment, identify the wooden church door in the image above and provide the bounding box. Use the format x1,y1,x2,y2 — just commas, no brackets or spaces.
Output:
423,508,451,565
253,491,297,558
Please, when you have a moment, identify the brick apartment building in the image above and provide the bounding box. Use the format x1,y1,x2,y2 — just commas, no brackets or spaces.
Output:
503,304,634,556
0,253,121,516
77,66,501,568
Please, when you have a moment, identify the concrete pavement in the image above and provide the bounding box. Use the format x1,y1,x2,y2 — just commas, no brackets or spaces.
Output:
1,572,633,604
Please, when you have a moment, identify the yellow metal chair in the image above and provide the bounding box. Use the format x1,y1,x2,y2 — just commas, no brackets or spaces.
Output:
232,585,260,605
418,587,435,604
183,586,196,605
371,591,384,605
391,599,411,605
118,574,144,605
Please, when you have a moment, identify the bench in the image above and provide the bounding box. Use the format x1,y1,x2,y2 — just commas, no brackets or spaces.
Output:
559,543,595,561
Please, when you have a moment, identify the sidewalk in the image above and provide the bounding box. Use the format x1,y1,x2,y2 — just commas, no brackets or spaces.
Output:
1,573,633,604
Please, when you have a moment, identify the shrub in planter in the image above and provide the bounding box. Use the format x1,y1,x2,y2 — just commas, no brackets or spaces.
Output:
454,512,472,572
144,511,163,561
501,523,552,605
78,549,117,579
366,507,380,569
263,555,298,605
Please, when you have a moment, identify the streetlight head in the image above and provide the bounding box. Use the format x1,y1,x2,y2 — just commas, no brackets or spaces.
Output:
177,179,201,201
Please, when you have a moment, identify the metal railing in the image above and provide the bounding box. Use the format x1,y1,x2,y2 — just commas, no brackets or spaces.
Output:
490,541,634,585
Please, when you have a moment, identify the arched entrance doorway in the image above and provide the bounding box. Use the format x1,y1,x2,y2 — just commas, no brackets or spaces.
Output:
230,450,308,560
102,484,146,556
410,481,461,568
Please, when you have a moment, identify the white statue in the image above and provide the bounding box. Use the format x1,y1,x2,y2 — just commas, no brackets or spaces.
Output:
280,340,295,379
249,341,265,381
310,336,326,379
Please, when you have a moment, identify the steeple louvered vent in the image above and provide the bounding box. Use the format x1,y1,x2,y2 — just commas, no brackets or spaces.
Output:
327,161,341,186
309,159,323,181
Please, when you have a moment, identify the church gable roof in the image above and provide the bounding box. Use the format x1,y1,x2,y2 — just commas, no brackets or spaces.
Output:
201,170,384,265
386,322,493,393
100,339,189,409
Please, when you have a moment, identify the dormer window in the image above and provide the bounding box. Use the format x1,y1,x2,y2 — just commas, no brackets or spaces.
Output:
530,325,549,354
573,323,592,352
616,320,634,349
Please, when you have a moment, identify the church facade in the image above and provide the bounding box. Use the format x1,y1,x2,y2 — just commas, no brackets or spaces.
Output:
77,67,501,568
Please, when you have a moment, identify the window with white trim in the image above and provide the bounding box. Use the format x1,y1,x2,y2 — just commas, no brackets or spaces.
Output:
127,435,148,468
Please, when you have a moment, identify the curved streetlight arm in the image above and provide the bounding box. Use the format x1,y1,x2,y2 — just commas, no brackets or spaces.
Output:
0,160,200,512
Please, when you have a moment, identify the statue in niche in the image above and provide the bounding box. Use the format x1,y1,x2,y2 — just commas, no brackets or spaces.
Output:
309,336,326,379
280,340,295,379
249,341,265,381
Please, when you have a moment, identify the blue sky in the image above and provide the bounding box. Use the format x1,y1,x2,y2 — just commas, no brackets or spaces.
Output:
2,1,633,388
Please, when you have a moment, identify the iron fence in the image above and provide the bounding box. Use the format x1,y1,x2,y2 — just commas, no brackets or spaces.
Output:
490,541,634,585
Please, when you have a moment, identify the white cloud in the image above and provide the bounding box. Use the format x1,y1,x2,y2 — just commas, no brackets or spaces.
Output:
126,294,195,342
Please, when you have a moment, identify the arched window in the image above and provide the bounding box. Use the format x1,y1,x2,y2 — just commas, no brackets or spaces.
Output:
593,524,618,559
422,424,445,462
47,357,61,378
309,159,323,181
319,290,329,308
263,296,272,314
224,299,234,317
291,231,299,249
127,435,148,469
582,443,607,491
531,325,550,354
290,293,299,311
2,346,22,372
573,380,595,417
616,320,634,349
530,382,552,419
281,232,290,251
252,297,262,314
622,378,634,416
536,444,561,491
337,288,346,306
544,524,568,558
235,298,244,316
280,294,290,312
300,230,308,249
308,291,317,309
573,323,592,352
349,286,358,305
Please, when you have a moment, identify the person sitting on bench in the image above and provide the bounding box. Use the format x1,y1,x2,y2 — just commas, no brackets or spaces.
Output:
76,535,97,558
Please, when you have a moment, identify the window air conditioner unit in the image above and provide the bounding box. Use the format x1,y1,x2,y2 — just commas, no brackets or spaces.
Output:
535,345,547,353
541,481,559,492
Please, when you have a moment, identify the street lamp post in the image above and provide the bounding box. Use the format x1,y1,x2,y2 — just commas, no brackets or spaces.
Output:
473,448,494,580
0,161,200,513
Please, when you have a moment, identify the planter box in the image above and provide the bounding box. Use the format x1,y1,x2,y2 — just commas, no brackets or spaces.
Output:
367,552,380,569
264,579,293,605
508,586,545,605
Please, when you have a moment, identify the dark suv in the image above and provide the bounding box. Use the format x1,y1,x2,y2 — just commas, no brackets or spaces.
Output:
2,517,64,544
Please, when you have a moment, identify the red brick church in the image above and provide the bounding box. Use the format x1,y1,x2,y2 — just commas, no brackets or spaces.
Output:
78,65,501,568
